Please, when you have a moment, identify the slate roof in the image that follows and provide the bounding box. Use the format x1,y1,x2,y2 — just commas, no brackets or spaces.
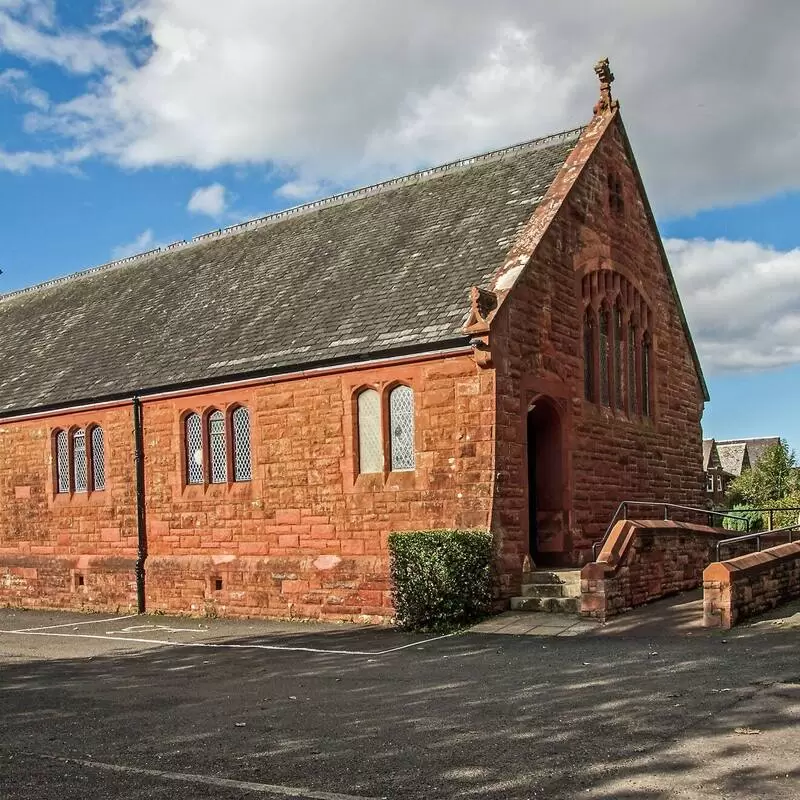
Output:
702,439,716,471
0,127,584,416
717,438,781,470
716,443,750,477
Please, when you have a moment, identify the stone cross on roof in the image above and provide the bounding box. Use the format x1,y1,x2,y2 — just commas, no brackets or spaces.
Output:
593,57,619,115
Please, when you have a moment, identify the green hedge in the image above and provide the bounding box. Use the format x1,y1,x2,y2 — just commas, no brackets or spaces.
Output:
388,529,493,631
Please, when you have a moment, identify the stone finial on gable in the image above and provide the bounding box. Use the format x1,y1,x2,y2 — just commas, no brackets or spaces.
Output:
593,57,619,115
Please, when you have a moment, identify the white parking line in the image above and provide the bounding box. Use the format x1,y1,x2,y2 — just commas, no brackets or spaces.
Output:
33,753,385,799
0,627,455,656
13,615,138,632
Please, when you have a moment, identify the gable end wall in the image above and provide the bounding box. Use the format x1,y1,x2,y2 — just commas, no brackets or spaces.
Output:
490,116,705,588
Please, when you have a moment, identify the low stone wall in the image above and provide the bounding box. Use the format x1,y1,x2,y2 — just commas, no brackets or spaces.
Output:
703,541,800,629
580,520,730,621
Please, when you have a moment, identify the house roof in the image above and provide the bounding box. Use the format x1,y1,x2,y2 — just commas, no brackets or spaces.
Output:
702,438,716,471
717,437,781,469
715,442,750,477
0,127,583,416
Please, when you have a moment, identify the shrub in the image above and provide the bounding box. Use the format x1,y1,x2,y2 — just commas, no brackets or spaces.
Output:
722,505,764,533
388,529,493,631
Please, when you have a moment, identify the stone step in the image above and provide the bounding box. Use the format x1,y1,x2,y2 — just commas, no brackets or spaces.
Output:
510,595,580,614
520,583,565,599
522,569,581,587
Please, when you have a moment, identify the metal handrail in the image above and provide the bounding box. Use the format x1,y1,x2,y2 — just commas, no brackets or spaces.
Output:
714,523,800,562
733,507,800,531
591,501,750,561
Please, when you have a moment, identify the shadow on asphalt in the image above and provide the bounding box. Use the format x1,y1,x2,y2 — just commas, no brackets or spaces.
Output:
1,615,798,799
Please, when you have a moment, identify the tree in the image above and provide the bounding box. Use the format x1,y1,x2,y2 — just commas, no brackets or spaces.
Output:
726,439,800,507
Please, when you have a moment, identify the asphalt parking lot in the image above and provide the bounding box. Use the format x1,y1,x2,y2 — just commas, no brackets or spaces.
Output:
1,603,798,799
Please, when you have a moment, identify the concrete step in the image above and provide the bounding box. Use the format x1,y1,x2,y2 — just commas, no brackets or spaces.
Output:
510,595,580,614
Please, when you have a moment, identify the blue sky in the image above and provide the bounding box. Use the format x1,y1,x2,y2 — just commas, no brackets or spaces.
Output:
1,1,800,453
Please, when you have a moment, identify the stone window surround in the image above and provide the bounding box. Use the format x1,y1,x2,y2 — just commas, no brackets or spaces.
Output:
180,403,252,492
581,268,654,420
51,423,106,501
352,381,417,481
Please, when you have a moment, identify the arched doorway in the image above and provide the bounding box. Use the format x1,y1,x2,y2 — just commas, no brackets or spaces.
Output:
526,397,565,564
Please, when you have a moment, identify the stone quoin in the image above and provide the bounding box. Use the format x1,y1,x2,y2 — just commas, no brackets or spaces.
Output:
0,60,708,621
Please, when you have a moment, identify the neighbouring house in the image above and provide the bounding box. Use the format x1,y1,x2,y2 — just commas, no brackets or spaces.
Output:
0,60,708,621
703,437,780,502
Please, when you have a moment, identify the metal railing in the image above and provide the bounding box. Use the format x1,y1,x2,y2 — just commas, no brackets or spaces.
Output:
734,507,800,531
715,523,800,561
591,501,750,561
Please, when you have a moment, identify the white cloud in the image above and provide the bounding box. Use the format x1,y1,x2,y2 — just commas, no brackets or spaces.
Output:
0,1,125,73
667,238,800,374
1,1,800,217
0,67,49,109
111,228,162,259
275,180,323,201
0,145,57,172
187,183,227,217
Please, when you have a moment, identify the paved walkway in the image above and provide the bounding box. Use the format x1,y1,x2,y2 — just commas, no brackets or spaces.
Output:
469,591,800,638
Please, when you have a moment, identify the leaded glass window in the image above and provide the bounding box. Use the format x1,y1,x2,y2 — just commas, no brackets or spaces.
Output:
357,389,382,474
185,413,204,485
583,311,595,401
389,385,415,471
614,307,623,409
56,430,70,493
628,327,638,415
232,406,252,482
73,429,87,493
91,426,105,491
599,308,610,407
642,335,651,417
208,410,228,484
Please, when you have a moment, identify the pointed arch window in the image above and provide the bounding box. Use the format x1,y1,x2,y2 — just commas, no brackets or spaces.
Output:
642,334,652,417
55,430,70,494
208,410,228,484
628,326,639,416
598,307,611,407
389,385,415,472
72,429,88,493
90,426,106,491
232,406,252,482
357,389,383,474
185,413,204,485
614,305,624,409
583,310,595,402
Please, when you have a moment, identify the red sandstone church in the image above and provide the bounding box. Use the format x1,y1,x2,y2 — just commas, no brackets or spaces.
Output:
0,61,708,620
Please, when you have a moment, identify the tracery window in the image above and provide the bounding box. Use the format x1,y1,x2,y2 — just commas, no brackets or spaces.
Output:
581,270,653,419
53,425,106,494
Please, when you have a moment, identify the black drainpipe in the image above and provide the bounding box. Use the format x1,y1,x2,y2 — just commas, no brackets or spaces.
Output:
133,396,148,614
